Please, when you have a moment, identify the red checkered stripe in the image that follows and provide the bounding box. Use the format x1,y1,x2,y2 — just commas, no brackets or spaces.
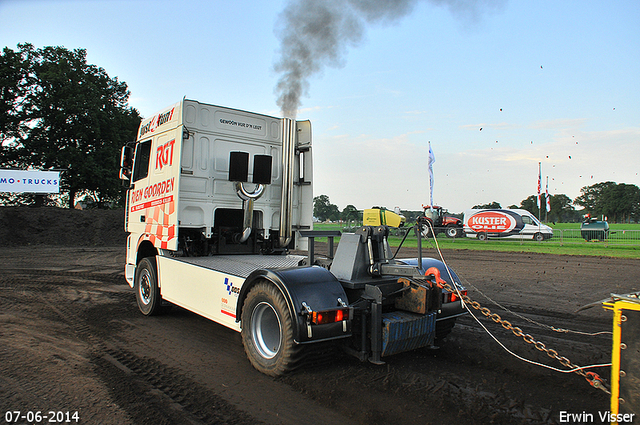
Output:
143,200,176,249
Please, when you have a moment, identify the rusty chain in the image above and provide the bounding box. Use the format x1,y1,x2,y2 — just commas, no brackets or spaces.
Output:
416,221,610,394
439,281,611,395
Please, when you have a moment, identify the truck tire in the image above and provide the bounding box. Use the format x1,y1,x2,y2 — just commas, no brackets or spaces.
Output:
534,232,544,242
477,232,488,241
135,257,163,316
241,281,301,376
420,221,434,238
445,225,463,238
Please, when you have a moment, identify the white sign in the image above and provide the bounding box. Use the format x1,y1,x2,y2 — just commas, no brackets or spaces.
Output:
0,169,60,193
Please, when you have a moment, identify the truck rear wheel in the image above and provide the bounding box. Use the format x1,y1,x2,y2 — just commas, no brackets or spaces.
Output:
135,257,163,316
420,221,434,238
477,232,488,241
241,281,301,376
445,225,462,238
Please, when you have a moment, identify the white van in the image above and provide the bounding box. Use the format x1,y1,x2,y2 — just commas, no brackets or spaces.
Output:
463,209,553,241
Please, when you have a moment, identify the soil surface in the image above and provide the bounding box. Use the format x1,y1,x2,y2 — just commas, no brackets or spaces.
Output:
1,207,639,424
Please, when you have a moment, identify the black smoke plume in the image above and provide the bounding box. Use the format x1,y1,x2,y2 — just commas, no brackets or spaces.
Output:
273,0,505,118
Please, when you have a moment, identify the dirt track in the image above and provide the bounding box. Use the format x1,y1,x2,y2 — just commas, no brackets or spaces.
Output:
1,207,639,424
2,241,639,424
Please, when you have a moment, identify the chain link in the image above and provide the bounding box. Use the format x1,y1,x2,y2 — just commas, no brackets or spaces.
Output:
441,281,611,394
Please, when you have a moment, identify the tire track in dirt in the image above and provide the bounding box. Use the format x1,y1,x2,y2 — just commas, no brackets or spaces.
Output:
0,273,132,424
3,270,262,425
1,263,356,425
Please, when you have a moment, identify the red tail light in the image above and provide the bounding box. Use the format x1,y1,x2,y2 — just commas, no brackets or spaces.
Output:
450,290,467,302
311,308,350,325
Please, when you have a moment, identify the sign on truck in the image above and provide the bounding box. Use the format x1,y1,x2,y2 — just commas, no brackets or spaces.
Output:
119,99,466,376
463,209,553,241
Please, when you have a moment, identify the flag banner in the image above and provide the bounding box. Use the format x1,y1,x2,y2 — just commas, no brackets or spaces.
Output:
537,162,541,210
0,170,60,193
545,177,551,212
428,143,435,207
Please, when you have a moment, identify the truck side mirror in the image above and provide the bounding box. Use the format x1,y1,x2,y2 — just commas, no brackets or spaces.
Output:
119,144,134,181
229,151,249,182
253,154,272,185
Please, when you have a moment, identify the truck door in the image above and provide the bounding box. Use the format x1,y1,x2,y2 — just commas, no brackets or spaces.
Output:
128,130,181,251
128,139,152,238
520,213,539,236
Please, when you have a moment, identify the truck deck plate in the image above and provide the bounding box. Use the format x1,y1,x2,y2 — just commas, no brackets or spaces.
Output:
171,255,306,278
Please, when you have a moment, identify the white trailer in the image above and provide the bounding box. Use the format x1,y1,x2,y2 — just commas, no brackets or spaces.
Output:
119,99,466,376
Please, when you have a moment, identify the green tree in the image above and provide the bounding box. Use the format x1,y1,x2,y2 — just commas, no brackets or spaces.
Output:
600,183,640,223
0,43,141,208
313,194,340,222
547,194,576,222
574,182,640,223
472,201,501,209
341,204,360,223
521,193,580,223
520,195,540,217
574,182,616,218
0,46,28,148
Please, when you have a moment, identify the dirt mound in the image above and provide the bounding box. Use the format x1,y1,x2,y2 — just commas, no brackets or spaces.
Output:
0,206,126,247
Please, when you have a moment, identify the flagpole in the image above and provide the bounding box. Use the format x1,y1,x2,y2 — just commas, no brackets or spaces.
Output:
428,142,435,210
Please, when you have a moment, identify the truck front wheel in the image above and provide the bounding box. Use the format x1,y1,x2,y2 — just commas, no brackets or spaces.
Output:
135,257,163,316
241,281,300,376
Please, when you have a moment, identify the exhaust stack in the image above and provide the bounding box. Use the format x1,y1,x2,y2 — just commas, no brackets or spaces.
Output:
279,118,296,247
235,182,265,243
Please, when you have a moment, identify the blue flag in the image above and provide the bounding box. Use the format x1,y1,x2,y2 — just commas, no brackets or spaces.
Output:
428,142,435,207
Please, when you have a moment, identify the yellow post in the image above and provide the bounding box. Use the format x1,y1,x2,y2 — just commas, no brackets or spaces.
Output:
603,298,640,423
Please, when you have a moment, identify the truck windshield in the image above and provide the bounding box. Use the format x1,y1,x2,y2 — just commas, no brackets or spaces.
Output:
522,215,541,226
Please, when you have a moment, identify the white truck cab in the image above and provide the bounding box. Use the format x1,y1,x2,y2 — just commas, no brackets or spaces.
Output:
121,100,313,284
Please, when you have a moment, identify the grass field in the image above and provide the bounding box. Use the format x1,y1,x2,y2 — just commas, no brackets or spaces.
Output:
310,223,640,259
545,222,640,231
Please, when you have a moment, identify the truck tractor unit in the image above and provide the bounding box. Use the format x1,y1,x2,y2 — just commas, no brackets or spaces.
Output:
418,205,464,238
119,99,466,376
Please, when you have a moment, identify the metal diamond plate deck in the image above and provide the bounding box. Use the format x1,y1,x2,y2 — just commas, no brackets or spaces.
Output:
173,255,306,278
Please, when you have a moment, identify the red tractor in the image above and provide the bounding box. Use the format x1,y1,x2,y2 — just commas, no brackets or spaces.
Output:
419,205,464,238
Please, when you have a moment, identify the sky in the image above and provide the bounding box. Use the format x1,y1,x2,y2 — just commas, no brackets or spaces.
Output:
1,0,638,213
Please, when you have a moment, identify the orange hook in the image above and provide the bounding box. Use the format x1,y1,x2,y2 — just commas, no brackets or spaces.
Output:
425,267,446,289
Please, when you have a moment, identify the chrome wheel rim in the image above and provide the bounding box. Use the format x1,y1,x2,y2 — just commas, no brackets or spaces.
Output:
251,302,282,359
138,269,152,305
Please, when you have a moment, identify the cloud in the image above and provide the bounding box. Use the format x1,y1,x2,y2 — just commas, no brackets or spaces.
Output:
529,118,588,130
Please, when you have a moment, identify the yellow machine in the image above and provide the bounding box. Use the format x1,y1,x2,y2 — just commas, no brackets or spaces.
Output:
363,207,406,228
603,296,639,422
